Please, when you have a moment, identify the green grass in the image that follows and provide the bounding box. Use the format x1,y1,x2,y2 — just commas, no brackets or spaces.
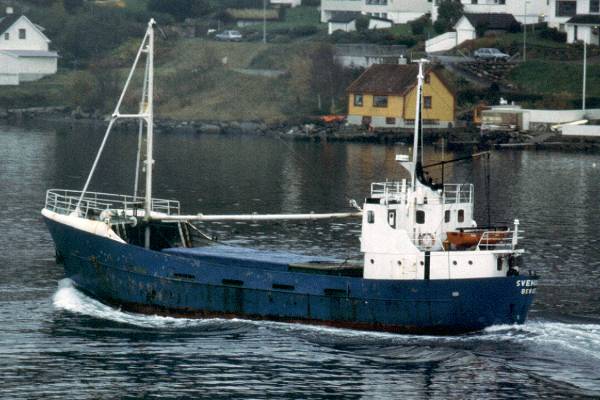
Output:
509,60,600,97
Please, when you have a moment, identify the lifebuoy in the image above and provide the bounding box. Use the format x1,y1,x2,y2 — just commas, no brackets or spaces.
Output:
419,233,436,249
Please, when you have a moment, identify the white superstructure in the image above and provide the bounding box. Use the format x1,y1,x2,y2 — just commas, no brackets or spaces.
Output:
359,60,522,281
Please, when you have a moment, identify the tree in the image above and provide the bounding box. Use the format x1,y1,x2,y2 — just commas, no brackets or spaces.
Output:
63,0,84,14
355,15,370,32
309,44,356,114
147,0,211,21
436,0,463,33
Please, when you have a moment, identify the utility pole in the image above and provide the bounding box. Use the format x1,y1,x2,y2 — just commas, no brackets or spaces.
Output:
523,1,528,62
263,0,267,44
583,39,587,110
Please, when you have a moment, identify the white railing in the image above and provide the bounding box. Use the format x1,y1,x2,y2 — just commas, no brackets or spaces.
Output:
443,184,473,204
476,230,521,251
371,181,408,198
45,189,180,221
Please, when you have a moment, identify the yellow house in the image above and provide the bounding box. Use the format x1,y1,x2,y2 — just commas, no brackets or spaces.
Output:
346,64,455,129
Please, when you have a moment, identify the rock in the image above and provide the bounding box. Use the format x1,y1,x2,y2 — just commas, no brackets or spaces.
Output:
197,123,221,134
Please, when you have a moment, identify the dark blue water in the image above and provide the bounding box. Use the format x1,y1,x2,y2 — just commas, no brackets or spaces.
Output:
2,123,600,399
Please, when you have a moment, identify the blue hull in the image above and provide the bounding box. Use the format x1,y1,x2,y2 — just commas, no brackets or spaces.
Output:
45,217,538,334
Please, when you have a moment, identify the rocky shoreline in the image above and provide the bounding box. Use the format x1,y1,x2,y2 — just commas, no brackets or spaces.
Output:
2,106,600,151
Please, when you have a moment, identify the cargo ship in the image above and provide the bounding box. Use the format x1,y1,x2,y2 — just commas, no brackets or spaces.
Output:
43,20,538,334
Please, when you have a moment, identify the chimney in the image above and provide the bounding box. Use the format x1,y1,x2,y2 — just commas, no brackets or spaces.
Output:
6,7,14,14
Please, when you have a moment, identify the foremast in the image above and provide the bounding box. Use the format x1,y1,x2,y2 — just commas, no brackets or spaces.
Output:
74,19,157,248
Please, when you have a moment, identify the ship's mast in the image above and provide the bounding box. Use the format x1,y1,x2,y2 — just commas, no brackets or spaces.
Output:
144,19,155,249
411,59,429,189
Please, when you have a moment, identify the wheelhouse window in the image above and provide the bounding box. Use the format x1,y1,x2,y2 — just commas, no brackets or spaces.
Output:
362,116,372,126
373,95,388,108
19,29,26,39
458,209,464,223
444,210,450,223
4,32,8,40
354,94,363,107
591,0,600,13
416,210,425,224
367,211,375,224
385,117,396,125
424,96,432,109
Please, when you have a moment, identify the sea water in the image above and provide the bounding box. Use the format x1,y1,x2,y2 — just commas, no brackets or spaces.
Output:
1,123,600,398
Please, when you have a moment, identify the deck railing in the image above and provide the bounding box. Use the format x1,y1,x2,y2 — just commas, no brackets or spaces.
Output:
443,184,473,204
370,182,473,205
476,229,521,251
45,189,180,220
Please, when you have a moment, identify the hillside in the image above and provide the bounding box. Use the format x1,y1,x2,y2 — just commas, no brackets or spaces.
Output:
2,0,600,122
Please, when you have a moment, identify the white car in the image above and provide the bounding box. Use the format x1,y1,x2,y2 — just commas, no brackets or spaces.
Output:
473,48,510,61
215,30,243,42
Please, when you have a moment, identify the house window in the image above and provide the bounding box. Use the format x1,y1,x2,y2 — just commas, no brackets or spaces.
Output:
416,210,425,224
591,0,600,13
354,94,363,107
19,29,26,39
556,1,576,17
373,95,388,107
424,74,430,84
458,209,464,223
444,210,450,223
574,25,578,41
3,32,8,40
386,117,396,125
424,96,432,109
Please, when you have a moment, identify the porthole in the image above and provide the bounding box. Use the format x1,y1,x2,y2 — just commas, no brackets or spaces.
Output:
420,261,424,266
452,260,457,266
397,261,402,266
370,259,374,264
468,260,473,265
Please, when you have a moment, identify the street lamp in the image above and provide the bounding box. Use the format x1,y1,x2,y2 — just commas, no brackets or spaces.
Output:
523,0,530,62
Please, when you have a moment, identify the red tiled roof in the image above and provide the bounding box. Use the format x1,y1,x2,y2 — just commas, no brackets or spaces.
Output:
347,64,427,95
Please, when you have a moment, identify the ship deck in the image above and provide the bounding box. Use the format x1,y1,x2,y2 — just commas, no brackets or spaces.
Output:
162,245,363,277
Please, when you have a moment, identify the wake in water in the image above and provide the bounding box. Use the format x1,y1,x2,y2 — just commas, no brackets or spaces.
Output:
52,279,222,329
52,279,600,352
52,279,600,393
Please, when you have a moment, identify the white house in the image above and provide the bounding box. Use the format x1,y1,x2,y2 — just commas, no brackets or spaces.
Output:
327,12,394,34
426,13,518,53
0,8,58,85
563,0,600,44
432,0,548,25
270,0,302,7
321,0,431,25
334,44,407,68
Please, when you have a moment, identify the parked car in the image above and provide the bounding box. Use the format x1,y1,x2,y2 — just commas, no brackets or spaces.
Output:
473,48,510,61
215,30,243,42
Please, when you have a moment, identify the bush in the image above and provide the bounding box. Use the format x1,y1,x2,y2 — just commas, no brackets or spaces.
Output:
411,19,425,35
433,20,448,34
539,26,567,42
289,25,318,37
